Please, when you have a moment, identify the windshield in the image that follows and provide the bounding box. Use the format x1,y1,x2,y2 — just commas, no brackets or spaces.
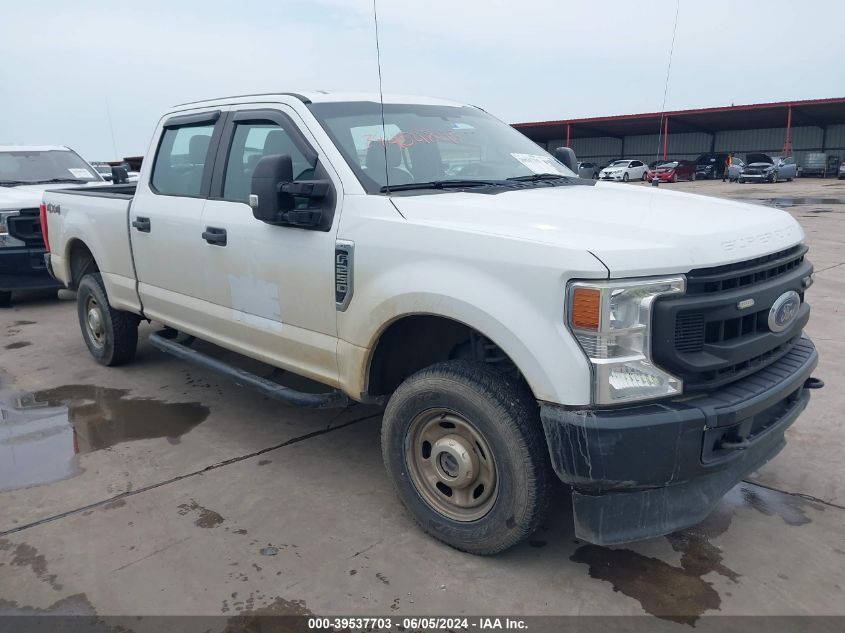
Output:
92,164,112,175
0,150,101,184
657,161,678,168
609,160,629,167
308,102,576,193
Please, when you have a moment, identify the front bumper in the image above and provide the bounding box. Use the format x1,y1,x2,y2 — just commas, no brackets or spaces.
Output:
600,173,624,181
0,244,62,292
540,335,818,545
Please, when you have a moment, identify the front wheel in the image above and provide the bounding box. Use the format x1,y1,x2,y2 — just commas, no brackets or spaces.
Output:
382,360,552,555
691,172,696,181
622,172,630,182
77,273,139,366
641,171,648,181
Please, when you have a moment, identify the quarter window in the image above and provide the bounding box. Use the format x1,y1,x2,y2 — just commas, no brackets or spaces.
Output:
151,124,215,197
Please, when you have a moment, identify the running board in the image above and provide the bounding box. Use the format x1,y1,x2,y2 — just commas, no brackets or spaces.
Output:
148,331,349,409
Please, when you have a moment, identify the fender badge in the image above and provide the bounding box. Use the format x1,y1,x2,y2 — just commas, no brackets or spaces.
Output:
737,298,755,310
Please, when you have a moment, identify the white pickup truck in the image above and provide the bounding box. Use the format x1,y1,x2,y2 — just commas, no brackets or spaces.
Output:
42,92,819,554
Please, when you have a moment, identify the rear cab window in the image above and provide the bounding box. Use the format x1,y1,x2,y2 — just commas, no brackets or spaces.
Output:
151,112,220,197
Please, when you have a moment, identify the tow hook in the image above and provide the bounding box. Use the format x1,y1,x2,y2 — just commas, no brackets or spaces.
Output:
804,377,825,390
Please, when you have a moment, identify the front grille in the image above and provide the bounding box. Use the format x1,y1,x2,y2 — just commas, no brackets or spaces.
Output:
685,244,807,295
653,246,812,392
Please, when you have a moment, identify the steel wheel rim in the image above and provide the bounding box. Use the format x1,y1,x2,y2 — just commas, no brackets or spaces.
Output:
85,296,106,349
405,408,498,522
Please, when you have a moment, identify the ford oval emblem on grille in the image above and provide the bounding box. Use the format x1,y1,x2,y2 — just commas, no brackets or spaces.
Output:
768,290,801,333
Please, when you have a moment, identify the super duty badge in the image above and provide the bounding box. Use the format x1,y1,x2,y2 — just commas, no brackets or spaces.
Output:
335,240,354,311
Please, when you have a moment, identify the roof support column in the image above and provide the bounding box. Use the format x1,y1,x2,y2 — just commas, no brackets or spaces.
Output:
663,117,669,160
783,105,793,156
566,123,571,147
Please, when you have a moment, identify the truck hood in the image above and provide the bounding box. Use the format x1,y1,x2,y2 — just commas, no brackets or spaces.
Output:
391,182,804,277
0,182,106,211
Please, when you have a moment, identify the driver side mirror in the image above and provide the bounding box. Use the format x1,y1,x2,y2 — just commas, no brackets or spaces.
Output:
249,154,331,228
553,147,578,173
111,166,128,184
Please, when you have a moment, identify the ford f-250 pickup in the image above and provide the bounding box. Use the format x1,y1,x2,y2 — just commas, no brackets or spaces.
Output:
42,92,819,554
0,145,108,306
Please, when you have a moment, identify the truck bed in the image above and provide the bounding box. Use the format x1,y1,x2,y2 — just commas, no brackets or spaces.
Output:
43,185,140,313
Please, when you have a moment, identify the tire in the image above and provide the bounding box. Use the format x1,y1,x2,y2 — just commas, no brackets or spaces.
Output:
772,172,779,183
671,173,677,183
622,172,629,182
691,172,696,181
77,273,139,366
381,360,552,555
592,172,598,180
0,291,11,308
641,171,648,181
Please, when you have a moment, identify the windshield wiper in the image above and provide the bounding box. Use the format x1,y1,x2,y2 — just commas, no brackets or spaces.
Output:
30,178,87,185
507,173,573,182
379,179,509,193
0,180,29,187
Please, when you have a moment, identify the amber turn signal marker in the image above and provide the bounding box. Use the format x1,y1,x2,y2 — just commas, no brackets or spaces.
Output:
571,287,600,330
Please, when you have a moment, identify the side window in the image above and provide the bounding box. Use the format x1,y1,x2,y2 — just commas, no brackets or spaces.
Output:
222,122,313,203
630,161,642,167
151,124,215,197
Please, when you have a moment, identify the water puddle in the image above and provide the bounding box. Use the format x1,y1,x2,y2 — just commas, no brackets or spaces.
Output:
569,482,819,625
741,197,845,208
0,385,209,492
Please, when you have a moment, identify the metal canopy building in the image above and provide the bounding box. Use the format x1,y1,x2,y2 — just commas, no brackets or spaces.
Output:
513,97,845,169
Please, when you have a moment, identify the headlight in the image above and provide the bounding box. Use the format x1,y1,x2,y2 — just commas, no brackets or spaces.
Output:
567,276,685,405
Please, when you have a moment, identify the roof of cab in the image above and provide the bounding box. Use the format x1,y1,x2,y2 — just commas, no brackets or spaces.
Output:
0,144,70,152
170,91,466,110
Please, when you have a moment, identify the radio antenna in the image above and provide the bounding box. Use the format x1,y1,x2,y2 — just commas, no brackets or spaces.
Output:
655,0,680,166
372,0,390,192
105,97,119,160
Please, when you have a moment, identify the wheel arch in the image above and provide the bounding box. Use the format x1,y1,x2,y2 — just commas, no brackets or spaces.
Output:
65,238,100,290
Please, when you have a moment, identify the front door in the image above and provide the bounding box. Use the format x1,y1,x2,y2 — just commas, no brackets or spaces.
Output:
197,105,343,387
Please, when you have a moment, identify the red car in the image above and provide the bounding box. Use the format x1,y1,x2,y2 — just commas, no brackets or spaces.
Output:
646,159,696,183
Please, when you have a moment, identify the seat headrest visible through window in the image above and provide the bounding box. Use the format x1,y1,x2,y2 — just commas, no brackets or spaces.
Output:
366,140,401,171
188,134,211,164
263,129,298,157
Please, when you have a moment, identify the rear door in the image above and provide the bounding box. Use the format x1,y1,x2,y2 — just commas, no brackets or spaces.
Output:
130,109,226,329
196,105,343,386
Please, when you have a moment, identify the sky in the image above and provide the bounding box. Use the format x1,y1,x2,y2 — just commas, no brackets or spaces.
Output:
1,0,842,160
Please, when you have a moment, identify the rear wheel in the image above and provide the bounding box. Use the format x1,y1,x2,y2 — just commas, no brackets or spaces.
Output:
0,291,11,308
77,273,139,366
382,360,552,555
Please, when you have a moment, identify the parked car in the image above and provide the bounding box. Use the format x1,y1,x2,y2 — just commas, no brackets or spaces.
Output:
694,153,732,180
646,159,696,183
738,153,797,183
576,161,599,179
839,160,845,179
0,144,105,306
598,159,648,181
800,152,828,178
91,161,115,181
44,91,818,554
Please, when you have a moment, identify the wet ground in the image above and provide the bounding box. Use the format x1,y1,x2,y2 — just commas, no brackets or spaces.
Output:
1,178,844,625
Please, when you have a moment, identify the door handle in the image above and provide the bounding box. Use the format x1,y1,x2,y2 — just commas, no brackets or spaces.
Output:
132,217,151,232
202,227,227,246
